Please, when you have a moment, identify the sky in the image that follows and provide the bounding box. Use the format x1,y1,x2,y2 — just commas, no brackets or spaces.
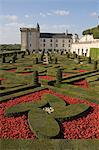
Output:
0,0,99,44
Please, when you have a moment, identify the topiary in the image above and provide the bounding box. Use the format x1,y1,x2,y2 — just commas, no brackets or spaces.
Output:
88,56,91,64
2,54,6,63
35,57,38,64
55,57,58,64
93,60,98,70
77,56,80,64
33,70,40,86
21,51,25,58
56,69,62,85
12,52,17,63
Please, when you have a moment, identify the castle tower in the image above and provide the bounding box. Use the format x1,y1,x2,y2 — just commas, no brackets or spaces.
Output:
20,23,40,53
20,28,28,51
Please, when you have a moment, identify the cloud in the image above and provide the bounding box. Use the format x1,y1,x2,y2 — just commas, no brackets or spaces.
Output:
5,15,18,22
24,14,30,18
52,10,70,16
46,12,52,16
40,24,70,33
24,14,35,19
90,12,98,17
40,12,46,17
0,15,18,22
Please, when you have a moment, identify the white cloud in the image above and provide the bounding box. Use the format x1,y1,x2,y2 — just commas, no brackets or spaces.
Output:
5,15,18,22
90,12,98,16
25,14,30,18
52,10,70,16
46,12,52,16
40,12,46,17
0,15,18,22
40,24,70,33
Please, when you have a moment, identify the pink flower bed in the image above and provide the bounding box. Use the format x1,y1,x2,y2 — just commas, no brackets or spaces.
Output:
39,75,55,80
73,79,89,89
0,89,99,140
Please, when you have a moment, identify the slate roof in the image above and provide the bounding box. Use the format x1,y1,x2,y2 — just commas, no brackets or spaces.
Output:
40,33,72,38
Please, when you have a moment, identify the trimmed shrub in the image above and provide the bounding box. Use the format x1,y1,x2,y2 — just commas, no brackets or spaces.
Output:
2,54,6,63
66,53,69,58
35,57,38,64
93,60,98,70
88,56,91,64
55,57,58,64
40,50,45,61
26,49,30,55
77,56,80,64
33,70,39,86
56,69,62,85
21,51,25,58
12,52,17,63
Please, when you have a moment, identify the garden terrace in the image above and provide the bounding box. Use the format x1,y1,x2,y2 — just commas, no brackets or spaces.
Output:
0,52,99,148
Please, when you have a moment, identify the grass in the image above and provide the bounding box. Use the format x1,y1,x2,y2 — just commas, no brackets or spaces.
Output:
0,139,99,150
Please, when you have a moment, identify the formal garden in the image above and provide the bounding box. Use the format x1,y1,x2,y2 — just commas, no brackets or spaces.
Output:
0,50,99,149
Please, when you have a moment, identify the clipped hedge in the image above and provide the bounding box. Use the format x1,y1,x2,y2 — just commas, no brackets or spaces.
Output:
28,108,60,138
0,86,46,102
5,93,90,138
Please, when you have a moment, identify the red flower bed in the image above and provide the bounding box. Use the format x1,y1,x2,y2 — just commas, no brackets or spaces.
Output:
63,73,71,77
0,89,98,140
7,69,16,73
73,79,89,89
39,75,55,80
25,66,33,68
79,70,87,73
19,72,33,75
0,78,6,81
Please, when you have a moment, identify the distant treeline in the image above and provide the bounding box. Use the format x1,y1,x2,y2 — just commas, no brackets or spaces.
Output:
82,25,99,39
0,44,21,51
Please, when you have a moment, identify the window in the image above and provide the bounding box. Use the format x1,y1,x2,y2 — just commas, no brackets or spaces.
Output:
68,44,71,47
43,44,45,47
50,44,52,47
30,32,32,36
50,39,52,42
78,49,80,54
69,39,71,43
30,43,31,47
43,39,46,42
82,49,83,55
62,40,64,43
56,44,58,47
56,39,58,42
62,44,64,47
